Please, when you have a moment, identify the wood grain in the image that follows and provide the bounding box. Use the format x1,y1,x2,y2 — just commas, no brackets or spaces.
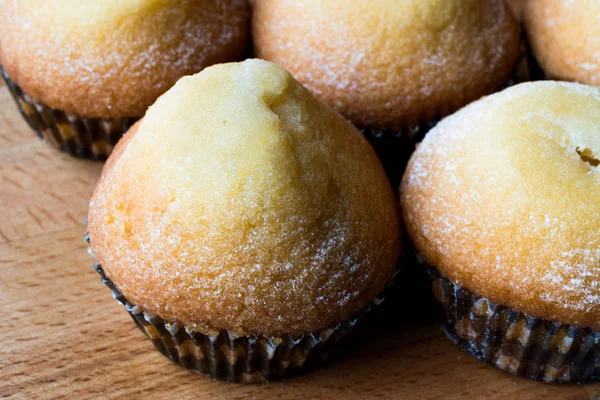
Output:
1,85,599,400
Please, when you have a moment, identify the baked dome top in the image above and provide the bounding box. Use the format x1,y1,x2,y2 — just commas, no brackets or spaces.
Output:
525,0,600,85
88,59,401,337
253,0,519,129
401,81,600,328
0,0,250,118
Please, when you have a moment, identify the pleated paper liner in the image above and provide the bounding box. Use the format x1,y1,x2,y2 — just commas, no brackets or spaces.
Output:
0,65,137,161
87,233,392,383
360,120,437,190
426,265,600,383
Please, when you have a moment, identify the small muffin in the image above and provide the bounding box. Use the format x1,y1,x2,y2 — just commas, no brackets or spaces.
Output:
253,0,520,185
401,81,600,383
0,0,250,159
524,0,600,85
87,59,401,382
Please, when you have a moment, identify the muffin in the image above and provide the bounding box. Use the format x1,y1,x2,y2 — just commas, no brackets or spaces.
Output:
524,0,600,85
0,0,250,159
253,0,520,185
87,59,402,382
401,81,600,383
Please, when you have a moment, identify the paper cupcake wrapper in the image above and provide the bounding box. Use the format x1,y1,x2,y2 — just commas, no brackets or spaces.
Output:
426,266,600,383
86,232,391,383
360,120,438,189
0,65,137,160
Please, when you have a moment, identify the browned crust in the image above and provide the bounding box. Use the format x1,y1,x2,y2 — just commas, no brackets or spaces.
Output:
0,0,250,118
88,61,402,338
252,0,520,129
524,0,600,85
401,81,600,330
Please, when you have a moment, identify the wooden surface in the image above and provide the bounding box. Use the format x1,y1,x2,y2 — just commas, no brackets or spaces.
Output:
1,80,600,400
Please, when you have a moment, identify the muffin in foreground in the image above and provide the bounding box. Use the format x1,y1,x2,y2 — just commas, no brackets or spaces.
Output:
401,81,600,383
253,0,520,185
87,59,402,382
524,0,600,85
0,0,250,159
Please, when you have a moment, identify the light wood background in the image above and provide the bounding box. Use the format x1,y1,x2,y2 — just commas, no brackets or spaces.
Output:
1,80,599,400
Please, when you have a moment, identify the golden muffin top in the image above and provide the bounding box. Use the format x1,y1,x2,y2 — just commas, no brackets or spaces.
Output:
524,0,600,85
88,59,401,338
253,0,520,129
0,0,250,118
401,81,600,329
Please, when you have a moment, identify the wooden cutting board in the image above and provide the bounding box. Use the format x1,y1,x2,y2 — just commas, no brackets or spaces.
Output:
1,79,599,400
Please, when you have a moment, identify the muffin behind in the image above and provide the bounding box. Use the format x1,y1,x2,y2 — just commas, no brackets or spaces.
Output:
0,0,251,159
524,0,600,85
253,0,520,185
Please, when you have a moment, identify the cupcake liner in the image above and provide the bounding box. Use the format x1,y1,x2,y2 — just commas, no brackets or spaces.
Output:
0,65,137,160
425,265,600,383
360,121,438,189
86,232,392,383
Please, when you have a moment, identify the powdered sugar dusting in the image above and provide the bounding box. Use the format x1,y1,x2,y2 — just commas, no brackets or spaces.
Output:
253,0,520,128
525,0,600,85
88,60,401,337
402,81,600,327
0,0,250,117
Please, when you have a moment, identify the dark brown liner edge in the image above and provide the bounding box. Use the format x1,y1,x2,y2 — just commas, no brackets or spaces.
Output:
86,232,395,383
425,264,600,384
0,65,138,161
